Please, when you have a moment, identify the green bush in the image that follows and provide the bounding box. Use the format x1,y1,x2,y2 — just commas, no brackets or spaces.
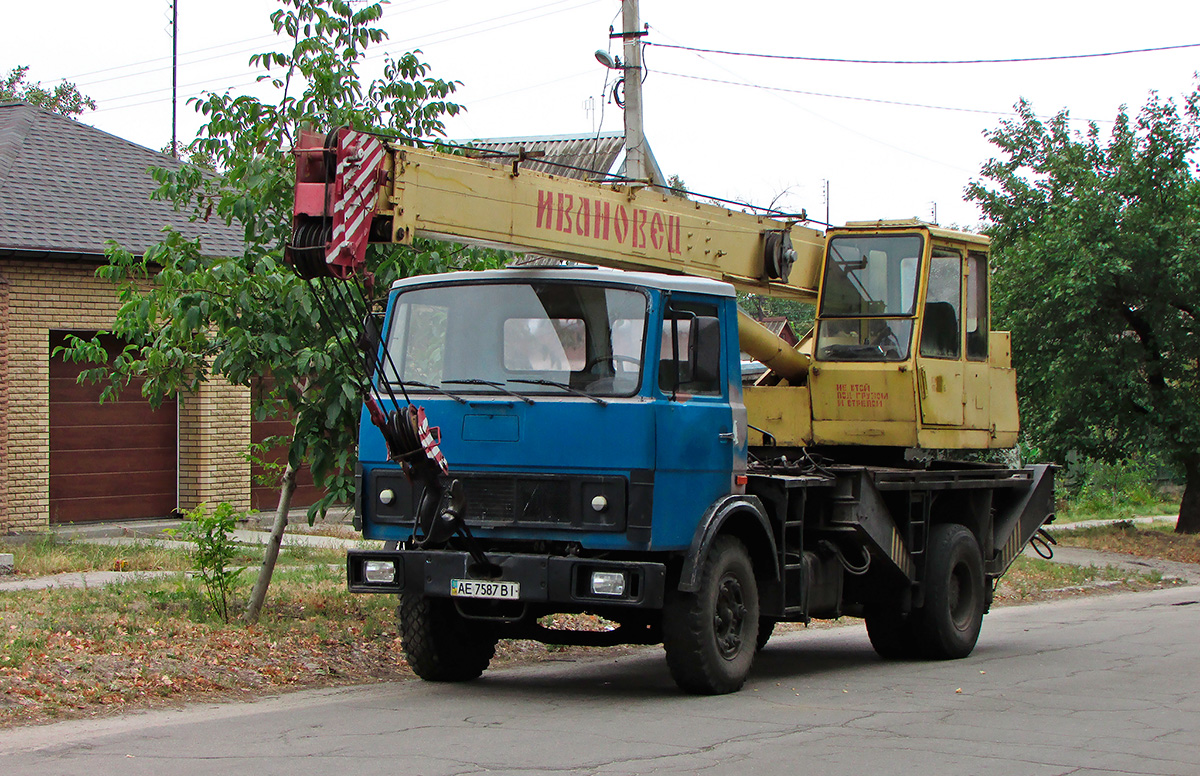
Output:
1059,454,1177,519
178,502,245,622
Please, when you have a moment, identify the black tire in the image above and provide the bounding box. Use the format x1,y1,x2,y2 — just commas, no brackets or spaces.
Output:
756,618,777,652
398,592,498,682
663,536,760,695
914,523,986,659
864,604,922,660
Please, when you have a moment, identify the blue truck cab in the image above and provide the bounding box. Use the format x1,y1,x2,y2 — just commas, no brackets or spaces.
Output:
357,266,747,552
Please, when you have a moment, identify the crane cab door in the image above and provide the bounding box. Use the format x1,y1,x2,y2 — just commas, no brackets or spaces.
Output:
916,248,966,427
961,251,991,429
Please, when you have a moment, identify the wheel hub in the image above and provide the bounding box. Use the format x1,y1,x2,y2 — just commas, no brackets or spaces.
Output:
949,563,973,629
713,574,747,658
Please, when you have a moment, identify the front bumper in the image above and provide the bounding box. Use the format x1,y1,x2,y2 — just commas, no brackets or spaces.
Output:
347,548,666,609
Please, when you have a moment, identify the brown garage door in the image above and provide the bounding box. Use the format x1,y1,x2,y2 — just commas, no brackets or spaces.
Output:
49,332,177,523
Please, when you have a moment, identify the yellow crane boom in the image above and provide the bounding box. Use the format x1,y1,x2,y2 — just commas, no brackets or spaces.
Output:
290,128,1019,451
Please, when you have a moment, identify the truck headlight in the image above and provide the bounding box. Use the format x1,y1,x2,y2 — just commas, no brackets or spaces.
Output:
364,560,396,584
590,570,626,596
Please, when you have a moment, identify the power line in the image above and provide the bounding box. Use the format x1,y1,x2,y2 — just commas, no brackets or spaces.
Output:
54,0,454,85
654,69,1014,118
647,23,975,174
58,0,595,92
647,40,1200,65
88,0,600,109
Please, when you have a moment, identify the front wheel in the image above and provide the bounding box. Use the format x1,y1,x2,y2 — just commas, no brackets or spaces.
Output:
663,536,760,695
915,523,986,659
398,593,498,682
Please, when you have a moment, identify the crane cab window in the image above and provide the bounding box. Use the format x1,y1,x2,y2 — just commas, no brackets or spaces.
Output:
965,251,989,361
816,234,921,362
919,248,963,359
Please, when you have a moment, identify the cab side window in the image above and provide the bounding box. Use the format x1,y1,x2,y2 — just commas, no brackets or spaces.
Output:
919,249,962,359
660,300,721,396
965,251,989,361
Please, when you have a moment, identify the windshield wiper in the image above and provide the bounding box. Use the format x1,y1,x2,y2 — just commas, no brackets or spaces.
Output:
509,378,608,406
443,378,535,405
400,380,468,404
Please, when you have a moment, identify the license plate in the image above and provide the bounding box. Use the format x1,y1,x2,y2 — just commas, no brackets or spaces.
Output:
450,578,520,600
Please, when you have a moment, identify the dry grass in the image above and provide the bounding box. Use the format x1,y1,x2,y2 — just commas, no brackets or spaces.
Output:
0,566,403,727
1052,521,1200,564
994,555,1170,603
282,523,360,540
0,535,347,578
1,535,188,577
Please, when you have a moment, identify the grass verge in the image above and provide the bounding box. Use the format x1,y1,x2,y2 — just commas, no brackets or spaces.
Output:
1052,521,1200,564
1054,499,1179,524
993,555,1167,602
0,565,400,727
0,534,347,578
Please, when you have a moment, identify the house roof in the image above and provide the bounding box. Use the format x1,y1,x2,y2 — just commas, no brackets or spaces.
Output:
758,316,800,346
0,101,243,259
459,130,668,187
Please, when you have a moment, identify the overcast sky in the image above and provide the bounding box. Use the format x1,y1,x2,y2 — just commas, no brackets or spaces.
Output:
8,0,1200,229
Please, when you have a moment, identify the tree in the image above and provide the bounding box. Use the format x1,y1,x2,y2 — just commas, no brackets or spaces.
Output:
59,0,505,622
737,293,815,336
2,66,96,115
966,89,1200,533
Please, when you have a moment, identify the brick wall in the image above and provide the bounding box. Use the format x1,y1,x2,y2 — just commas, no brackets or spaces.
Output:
178,379,251,514
0,268,9,533
0,258,251,532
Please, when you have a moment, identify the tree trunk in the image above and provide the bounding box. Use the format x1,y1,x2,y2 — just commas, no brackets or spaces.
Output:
243,461,299,624
1175,454,1200,535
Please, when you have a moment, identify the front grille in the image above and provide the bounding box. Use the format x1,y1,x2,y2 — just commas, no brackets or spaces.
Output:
461,475,577,528
462,477,519,522
368,470,627,532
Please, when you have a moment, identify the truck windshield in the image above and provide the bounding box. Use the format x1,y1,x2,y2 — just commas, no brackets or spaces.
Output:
382,282,648,398
816,234,922,362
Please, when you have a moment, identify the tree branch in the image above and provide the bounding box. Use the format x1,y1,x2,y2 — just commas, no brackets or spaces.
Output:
1119,304,1168,396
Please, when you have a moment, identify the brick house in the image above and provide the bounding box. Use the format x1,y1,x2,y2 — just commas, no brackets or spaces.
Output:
0,101,302,532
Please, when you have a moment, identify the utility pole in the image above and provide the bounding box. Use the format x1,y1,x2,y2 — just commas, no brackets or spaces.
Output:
620,0,647,183
170,0,178,158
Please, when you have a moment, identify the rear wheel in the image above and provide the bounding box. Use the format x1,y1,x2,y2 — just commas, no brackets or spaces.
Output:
914,523,986,659
398,593,498,682
663,536,760,695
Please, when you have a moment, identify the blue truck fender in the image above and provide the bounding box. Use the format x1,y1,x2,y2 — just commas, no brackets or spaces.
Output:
677,495,779,593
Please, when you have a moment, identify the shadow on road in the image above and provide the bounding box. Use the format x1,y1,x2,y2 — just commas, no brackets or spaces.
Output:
470,628,885,699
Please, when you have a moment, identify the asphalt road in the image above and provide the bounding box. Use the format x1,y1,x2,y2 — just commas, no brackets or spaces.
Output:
3,585,1198,776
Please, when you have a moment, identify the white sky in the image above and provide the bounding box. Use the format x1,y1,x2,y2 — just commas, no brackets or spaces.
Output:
7,0,1200,229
